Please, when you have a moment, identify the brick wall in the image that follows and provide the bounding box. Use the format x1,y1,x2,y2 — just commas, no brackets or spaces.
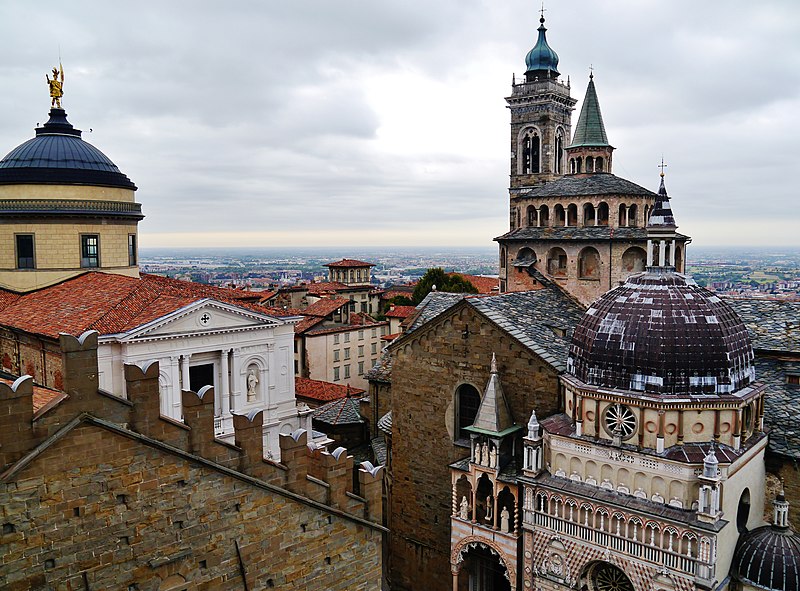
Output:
388,303,560,590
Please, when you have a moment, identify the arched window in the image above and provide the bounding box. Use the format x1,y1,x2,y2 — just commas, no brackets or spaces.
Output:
570,158,576,174
622,247,647,274
521,128,540,174
576,157,582,174
628,204,638,227
554,204,566,227
597,202,609,226
527,205,538,227
555,130,564,174
510,208,518,230
674,244,683,272
539,205,550,227
567,204,578,227
547,247,568,277
516,247,536,265
499,247,506,269
456,384,481,441
618,204,627,227
595,157,604,172
578,247,601,279
584,203,596,226
644,204,651,224
586,156,594,173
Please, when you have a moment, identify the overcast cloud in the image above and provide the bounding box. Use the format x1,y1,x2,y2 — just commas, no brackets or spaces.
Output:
1,0,798,248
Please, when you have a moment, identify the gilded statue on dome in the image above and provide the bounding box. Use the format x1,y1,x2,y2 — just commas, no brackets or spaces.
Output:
46,64,65,108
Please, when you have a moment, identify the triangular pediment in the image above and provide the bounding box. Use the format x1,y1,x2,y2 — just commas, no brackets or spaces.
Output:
116,299,287,342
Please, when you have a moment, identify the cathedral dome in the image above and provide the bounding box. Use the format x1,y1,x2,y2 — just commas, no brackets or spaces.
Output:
732,506,800,591
0,108,136,190
525,17,560,78
567,270,755,396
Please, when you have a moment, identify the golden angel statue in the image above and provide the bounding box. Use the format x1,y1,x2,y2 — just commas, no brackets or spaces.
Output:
46,64,65,108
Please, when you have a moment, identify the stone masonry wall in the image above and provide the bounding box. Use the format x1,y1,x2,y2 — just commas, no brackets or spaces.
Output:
0,424,381,591
389,303,561,591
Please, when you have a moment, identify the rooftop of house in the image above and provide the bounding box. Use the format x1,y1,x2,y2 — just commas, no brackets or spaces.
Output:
384,305,417,319
313,396,365,426
301,297,350,318
452,273,499,294
497,226,691,242
0,272,292,340
510,172,655,199
295,377,365,404
324,259,374,268
365,349,392,384
724,297,800,354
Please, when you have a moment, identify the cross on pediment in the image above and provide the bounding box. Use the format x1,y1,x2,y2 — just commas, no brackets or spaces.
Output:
199,313,212,325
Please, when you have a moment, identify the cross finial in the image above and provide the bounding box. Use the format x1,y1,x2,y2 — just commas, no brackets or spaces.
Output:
539,2,547,22
658,157,668,178
589,64,594,80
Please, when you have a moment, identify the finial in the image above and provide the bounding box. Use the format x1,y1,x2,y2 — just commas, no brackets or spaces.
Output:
589,64,594,80
658,157,668,178
490,352,498,373
46,62,65,109
539,2,546,24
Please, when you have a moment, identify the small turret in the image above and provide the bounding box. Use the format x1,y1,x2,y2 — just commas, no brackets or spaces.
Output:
566,73,614,174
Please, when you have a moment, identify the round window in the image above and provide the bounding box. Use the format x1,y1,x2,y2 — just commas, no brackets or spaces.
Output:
603,403,637,441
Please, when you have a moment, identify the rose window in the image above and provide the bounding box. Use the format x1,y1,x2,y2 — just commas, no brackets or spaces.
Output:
593,563,634,591
603,404,636,440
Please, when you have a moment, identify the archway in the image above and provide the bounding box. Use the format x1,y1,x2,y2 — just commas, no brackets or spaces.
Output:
454,542,512,591
737,488,751,532
621,247,646,275
580,561,634,591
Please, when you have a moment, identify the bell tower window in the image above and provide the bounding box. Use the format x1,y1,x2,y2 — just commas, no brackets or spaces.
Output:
521,129,540,174
555,130,564,174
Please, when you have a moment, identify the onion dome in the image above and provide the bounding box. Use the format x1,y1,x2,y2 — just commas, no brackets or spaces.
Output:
733,493,800,591
567,271,755,396
525,16,560,79
0,108,136,190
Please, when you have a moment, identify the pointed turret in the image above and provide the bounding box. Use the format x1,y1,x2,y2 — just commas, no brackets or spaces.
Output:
470,354,515,435
645,170,681,270
565,74,615,174
647,172,677,229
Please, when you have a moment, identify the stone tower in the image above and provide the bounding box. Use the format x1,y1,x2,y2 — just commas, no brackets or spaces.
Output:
0,97,142,293
497,20,689,306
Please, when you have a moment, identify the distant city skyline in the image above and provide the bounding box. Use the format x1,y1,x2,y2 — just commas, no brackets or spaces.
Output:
1,1,798,248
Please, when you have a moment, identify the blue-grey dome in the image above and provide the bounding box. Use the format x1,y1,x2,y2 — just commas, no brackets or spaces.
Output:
525,17,560,78
0,108,136,190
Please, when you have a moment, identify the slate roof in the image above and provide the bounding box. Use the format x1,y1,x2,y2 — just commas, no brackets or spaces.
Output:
755,356,800,459
510,173,655,199
400,286,584,372
312,396,365,426
295,377,365,404
0,272,289,340
496,225,652,241
370,436,387,466
365,349,392,384
377,411,392,436
724,297,800,354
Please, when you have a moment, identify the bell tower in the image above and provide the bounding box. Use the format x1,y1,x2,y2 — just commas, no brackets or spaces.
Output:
506,13,576,207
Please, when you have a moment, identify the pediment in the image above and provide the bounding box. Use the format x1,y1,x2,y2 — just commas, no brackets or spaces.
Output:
119,299,284,341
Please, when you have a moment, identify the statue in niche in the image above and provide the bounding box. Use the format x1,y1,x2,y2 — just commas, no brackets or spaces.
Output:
474,443,481,463
460,496,469,520
481,442,489,466
489,445,498,469
246,368,259,402
484,496,493,523
500,506,510,532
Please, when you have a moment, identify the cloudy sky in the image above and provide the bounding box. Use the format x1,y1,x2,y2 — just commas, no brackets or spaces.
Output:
1,1,798,248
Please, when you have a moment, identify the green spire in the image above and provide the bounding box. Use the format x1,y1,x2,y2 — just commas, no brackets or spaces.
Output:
569,74,610,148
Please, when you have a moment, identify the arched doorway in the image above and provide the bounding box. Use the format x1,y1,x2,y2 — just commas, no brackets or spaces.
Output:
580,561,634,591
455,543,511,591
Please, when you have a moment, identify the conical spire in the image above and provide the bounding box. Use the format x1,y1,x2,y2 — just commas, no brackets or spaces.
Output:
470,353,515,434
525,15,560,79
647,171,677,229
569,74,609,147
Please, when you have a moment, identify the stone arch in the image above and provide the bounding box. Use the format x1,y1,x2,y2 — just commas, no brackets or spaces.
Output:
618,203,627,227
451,536,516,590
597,202,609,225
547,247,568,277
499,246,506,269
584,202,597,226
737,487,751,532
539,204,550,227
567,203,578,226
159,575,189,591
622,246,647,274
586,156,594,172
674,244,683,272
578,247,601,280
519,126,541,174
628,203,638,226
526,204,538,227
497,486,516,533
555,127,566,174
475,473,494,523
455,474,472,519
241,355,266,405
628,516,643,542
516,247,536,265
554,204,566,227
595,156,604,172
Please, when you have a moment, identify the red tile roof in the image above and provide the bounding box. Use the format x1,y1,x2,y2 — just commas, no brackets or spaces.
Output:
324,259,374,268
0,376,64,413
294,315,326,335
0,272,293,340
295,377,365,403
385,305,416,319
306,282,349,295
450,273,500,294
302,297,349,318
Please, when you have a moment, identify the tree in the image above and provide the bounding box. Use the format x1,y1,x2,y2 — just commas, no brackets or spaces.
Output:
411,268,478,304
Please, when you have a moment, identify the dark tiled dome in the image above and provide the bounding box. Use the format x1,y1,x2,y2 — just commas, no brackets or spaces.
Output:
567,270,755,396
0,108,136,190
733,524,800,591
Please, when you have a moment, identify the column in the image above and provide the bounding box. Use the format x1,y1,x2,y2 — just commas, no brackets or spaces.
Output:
169,355,180,418
220,349,230,416
659,240,666,266
646,239,653,266
230,348,241,411
669,239,676,266
180,354,191,392
266,343,277,410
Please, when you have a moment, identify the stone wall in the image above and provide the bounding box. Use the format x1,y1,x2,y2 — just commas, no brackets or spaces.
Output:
0,327,64,389
0,330,384,590
388,303,561,591
766,451,800,531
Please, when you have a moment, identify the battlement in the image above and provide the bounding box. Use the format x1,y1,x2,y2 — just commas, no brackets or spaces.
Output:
0,330,383,525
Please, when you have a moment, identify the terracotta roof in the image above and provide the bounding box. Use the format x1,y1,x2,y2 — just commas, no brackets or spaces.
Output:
295,377,365,404
450,273,499,294
294,315,326,335
349,312,377,326
381,332,400,342
0,272,292,339
0,376,64,413
302,297,349,318
385,305,416,319
306,282,350,295
305,321,388,338
379,287,415,301
324,259,374,268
